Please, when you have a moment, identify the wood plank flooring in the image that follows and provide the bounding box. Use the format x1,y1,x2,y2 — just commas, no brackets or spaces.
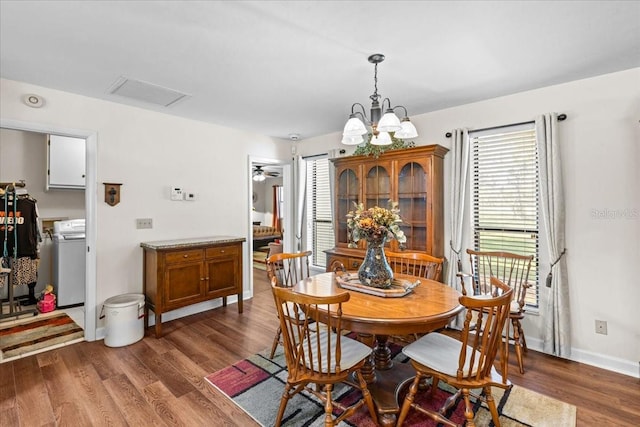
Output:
1,268,639,426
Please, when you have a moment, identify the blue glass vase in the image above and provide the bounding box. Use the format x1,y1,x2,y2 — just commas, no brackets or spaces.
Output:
358,234,394,289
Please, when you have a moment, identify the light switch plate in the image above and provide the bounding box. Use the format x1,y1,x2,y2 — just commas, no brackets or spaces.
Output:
136,218,153,229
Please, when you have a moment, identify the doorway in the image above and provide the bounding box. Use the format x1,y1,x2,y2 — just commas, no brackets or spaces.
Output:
0,118,97,341
248,157,291,295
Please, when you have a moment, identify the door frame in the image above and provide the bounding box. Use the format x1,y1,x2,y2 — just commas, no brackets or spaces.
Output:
0,118,97,341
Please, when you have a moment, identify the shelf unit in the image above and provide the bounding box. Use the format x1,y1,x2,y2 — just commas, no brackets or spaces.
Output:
325,145,448,272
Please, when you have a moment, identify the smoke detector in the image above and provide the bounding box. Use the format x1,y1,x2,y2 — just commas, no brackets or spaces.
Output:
23,94,44,108
288,133,301,141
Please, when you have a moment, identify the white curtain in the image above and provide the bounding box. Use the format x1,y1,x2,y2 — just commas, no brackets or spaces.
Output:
447,129,469,328
536,113,570,358
447,129,469,291
294,156,307,252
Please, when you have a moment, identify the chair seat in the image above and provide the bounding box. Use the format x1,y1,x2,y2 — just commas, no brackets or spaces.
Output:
402,332,479,377
303,331,372,373
474,292,521,313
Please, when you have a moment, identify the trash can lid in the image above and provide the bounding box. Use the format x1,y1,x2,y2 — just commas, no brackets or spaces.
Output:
103,293,145,308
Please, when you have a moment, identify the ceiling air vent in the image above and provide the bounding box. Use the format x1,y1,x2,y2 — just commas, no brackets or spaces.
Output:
108,77,189,107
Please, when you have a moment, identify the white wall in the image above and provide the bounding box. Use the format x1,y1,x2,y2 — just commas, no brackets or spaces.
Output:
298,68,640,377
1,77,291,334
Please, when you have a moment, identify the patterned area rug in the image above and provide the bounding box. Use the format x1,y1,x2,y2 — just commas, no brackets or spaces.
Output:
253,249,268,271
0,313,84,361
205,345,576,427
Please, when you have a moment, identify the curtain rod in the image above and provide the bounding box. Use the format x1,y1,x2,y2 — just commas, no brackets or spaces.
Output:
445,113,566,137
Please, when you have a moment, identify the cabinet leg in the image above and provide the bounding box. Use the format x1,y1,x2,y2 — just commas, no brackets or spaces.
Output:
237,293,243,313
154,313,163,338
222,296,227,307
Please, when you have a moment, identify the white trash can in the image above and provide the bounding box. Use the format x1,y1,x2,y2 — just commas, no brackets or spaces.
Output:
101,293,145,347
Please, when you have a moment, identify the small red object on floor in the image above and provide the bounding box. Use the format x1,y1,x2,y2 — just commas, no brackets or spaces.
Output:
37,293,56,313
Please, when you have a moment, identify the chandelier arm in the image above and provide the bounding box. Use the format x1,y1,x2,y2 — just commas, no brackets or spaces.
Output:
390,105,410,117
351,103,371,124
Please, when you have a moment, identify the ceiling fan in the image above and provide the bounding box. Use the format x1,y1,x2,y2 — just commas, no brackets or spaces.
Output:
252,165,280,182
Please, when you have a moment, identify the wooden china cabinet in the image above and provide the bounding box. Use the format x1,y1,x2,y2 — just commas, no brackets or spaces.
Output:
325,144,448,272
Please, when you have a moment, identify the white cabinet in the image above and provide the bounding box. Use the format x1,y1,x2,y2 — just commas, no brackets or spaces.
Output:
47,135,86,189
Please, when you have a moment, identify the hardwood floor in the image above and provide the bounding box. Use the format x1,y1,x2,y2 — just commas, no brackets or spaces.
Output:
2,268,639,426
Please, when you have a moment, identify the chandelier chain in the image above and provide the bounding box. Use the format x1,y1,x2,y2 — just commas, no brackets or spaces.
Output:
370,63,379,102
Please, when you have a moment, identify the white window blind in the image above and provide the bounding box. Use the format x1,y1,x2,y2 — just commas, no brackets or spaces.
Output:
305,156,333,268
471,123,539,307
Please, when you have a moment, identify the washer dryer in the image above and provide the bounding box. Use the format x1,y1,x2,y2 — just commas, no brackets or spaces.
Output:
53,219,86,307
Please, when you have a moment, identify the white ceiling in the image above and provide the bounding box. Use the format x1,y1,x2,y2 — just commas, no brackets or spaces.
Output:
1,1,639,141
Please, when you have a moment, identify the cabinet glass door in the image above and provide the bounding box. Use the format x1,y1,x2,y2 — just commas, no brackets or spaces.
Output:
364,164,391,209
398,162,428,251
336,168,359,246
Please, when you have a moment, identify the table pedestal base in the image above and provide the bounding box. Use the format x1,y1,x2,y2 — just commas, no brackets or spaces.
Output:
357,334,417,427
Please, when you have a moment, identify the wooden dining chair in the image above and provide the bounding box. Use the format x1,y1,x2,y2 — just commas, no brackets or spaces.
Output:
384,251,445,343
266,250,312,358
385,251,445,282
270,278,378,426
458,249,533,376
397,277,513,427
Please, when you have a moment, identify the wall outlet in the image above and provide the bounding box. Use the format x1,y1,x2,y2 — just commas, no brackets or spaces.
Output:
595,319,608,335
136,218,153,229
170,187,183,201
184,191,197,201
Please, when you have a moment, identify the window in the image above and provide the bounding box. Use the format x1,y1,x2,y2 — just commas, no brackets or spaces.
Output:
471,123,540,307
305,156,333,268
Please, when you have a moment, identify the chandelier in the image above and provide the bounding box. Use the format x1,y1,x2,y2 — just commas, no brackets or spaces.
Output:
341,53,418,146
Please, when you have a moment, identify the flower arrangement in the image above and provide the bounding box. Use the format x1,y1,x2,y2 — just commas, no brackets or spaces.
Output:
346,201,406,248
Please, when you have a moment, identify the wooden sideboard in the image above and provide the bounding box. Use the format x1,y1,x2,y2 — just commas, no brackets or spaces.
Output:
325,145,448,272
141,236,245,337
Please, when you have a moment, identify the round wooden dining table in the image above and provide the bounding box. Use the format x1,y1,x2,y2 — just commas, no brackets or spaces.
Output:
291,271,463,427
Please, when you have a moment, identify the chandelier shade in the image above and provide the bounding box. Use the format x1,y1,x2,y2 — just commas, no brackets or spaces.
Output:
377,110,402,132
370,131,392,146
394,118,418,139
341,134,364,145
343,115,368,136
341,53,418,146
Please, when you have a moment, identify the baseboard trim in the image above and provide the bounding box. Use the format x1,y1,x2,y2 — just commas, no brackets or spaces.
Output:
526,336,638,379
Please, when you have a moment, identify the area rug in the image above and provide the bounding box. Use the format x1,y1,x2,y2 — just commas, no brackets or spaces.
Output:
0,313,84,361
253,250,268,271
205,345,576,427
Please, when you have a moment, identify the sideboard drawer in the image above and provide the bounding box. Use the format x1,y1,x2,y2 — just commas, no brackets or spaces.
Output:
206,245,240,258
165,249,204,264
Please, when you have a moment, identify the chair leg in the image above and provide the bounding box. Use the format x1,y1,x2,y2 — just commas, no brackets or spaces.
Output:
461,388,476,427
397,373,421,427
323,383,334,426
512,319,525,374
270,326,282,359
484,386,501,427
430,377,440,398
275,384,293,427
356,371,378,425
